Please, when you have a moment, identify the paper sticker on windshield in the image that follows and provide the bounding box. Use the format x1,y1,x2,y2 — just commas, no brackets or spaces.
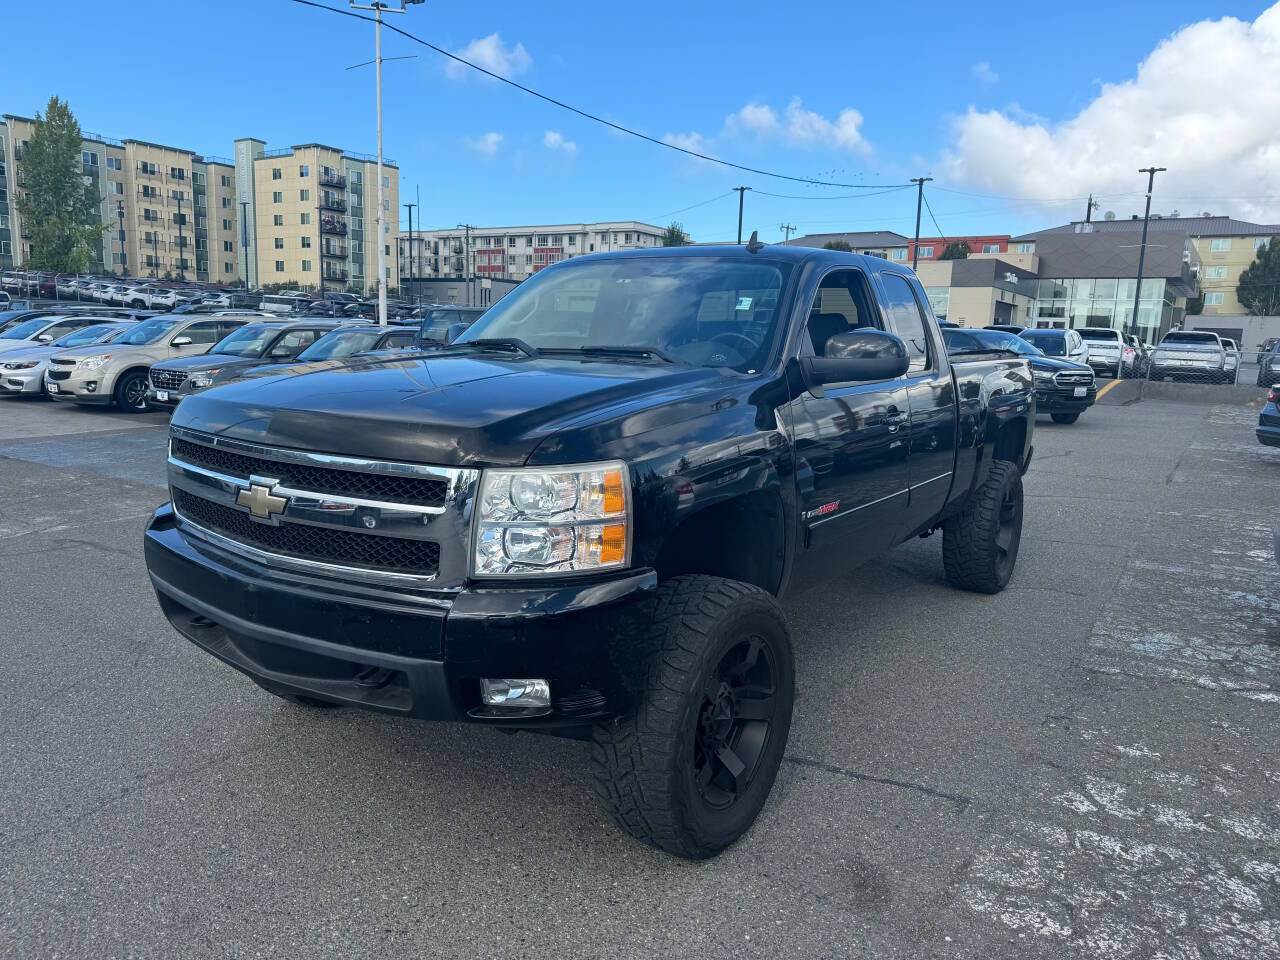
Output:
735,297,753,311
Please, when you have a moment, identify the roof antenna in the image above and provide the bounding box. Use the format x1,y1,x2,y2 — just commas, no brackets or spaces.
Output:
745,230,765,254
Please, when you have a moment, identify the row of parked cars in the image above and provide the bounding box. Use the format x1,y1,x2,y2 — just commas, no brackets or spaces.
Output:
0,302,485,412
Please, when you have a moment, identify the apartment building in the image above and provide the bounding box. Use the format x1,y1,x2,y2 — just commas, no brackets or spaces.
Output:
1,114,241,282
399,221,666,282
783,230,913,261
237,140,399,295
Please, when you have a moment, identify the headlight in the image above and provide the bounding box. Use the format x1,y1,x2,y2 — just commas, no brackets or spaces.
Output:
473,462,630,577
2,360,36,370
1033,371,1055,386
77,354,109,370
190,370,219,388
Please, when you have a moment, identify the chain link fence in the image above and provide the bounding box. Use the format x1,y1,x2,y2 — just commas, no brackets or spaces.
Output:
1142,331,1242,386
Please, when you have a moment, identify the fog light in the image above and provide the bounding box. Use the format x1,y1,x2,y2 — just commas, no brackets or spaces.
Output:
480,678,551,708
85,381,97,392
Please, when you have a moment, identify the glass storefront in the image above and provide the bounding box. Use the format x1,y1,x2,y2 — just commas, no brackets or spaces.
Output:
1028,277,1176,342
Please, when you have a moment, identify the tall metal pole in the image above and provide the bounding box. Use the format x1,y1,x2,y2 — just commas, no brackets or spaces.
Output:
116,201,125,279
240,200,250,289
176,194,185,281
733,186,750,244
780,223,796,242
910,177,932,270
1129,166,1166,340
404,201,415,304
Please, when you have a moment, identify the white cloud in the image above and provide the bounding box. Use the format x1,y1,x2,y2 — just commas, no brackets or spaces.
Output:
445,33,531,80
971,61,999,86
463,132,503,156
722,98,869,154
941,5,1280,221
662,130,712,154
543,130,577,154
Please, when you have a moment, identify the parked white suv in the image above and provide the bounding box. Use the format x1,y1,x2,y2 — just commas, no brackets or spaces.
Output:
1077,327,1136,378
125,285,178,309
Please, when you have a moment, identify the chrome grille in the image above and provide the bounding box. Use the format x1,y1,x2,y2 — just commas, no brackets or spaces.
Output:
170,436,448,507
150,368,188,390
173,490,440,575
47,370,71,381
1054,371,1093,386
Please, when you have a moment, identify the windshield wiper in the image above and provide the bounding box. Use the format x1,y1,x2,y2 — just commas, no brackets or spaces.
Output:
444,337,540,358
544,344,681,364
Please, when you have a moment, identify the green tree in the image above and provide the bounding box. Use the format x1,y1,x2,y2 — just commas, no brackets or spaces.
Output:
14,97,104,272
662,221,689,246
939,240,971,260
822,239,853,252
1237,237,1280,316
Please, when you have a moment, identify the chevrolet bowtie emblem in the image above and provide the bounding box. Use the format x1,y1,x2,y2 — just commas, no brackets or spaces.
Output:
236,482,288,519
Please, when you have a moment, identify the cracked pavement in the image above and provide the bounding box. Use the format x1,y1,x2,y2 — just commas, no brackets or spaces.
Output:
1,394,1277,959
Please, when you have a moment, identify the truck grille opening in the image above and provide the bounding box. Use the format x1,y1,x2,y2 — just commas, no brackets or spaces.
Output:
172,489,440,575
170,437,448,508
150,368,188,390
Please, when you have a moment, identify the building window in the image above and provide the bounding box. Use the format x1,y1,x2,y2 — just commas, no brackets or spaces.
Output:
1015,242,1035,254
537,235,549,245
272,191,283,203
1255,237,1270,252
553,234,563,244
382,176,389,188
300,212,310,225
220,197,230,208
568,235,576,246
982,244,1000,253
169,167,186,180
917,246,934,259
302,259,312,272
297,189,308,202
271,168,282,180
274,260,285,272
299,164,309,177
221,174,231,187
508,255,516,265
1210,238,1231,252
890,248,908,260
223,241,233,252
273,214,283,226
109,180,123,195
222,218,232,230
613,233,618,243
525,254,532,265
385,244,391,256
1204,292,1225,305
301,236,311,248
1206,265,1228,279
508,236,516,247
192,171,205,186
224,262,233,274
81,150,98,166
139,161,157,176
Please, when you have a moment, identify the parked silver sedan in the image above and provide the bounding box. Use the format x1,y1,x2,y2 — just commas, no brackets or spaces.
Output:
0,321,136,395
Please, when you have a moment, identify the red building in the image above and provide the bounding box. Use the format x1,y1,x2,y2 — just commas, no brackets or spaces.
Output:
909,235,1010,262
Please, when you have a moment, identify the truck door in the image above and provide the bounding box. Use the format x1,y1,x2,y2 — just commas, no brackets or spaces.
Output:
877,272,957,523
788,268,911,587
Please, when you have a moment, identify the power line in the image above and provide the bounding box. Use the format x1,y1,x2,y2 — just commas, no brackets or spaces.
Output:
648,191,734,221
290,0,910,190
751,185,911,201
921,191,949,245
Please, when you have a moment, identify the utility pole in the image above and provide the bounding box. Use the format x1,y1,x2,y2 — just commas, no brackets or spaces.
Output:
176,193,185,280
404,201,415,305
910,177,933,270
457,223,475,306
349,0,421,325
240,200,250,290
151,229,159,279
733,186,751,244
1084,193,1099,223
1129,166,1166,341
116,201,125,279
780,223,796,243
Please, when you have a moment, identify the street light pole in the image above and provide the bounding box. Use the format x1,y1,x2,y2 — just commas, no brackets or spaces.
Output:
911,177,932,270
457,223,475,306
116,201,125,281
733,186,750,244
240,200,250,290
404,201,415,304
176,194,186,281
348,1,419,325
1128,166,1166,341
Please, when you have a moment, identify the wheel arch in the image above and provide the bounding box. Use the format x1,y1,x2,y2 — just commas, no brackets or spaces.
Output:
650,487,787,596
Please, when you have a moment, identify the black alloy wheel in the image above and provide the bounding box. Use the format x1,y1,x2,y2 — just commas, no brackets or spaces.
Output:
693,636,778,810
116,371,150,412
993,476,1023,583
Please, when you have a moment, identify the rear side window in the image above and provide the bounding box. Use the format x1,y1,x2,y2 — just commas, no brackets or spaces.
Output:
183,321,222,345
879,273,931,373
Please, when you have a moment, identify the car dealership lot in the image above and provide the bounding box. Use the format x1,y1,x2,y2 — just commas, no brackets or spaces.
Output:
2,397,1278,959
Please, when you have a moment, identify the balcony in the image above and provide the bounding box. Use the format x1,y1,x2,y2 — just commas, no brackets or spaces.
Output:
323,266,349,281
319,170,347,189
320,216,347,236
318,193,346,212
321,243,348,259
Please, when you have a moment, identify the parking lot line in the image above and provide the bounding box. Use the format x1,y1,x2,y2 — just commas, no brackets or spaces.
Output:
1094,378,1121,400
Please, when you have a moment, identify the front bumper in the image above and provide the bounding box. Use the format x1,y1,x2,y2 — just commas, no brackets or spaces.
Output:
1034,384,1096,412
144,503,657,726
0,370,44,394
45,368,113,403
1149,362,1223,380
146,384,191,411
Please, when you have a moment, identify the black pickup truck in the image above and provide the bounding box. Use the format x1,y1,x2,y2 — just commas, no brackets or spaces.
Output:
144,244,1034,858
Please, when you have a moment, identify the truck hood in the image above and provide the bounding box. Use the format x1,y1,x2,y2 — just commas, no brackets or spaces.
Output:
171,353,737,467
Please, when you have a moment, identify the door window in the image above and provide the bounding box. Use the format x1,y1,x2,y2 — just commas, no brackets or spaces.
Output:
803,269,881,358
182,322,222,345
879,273,932,373
275,329,322,355
217,320,248,338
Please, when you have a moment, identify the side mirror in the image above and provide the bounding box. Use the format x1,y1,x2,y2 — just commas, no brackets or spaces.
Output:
800,328,909,391
444,322,469,344
269,346,292,359
37,334,53,342
171,335,193,346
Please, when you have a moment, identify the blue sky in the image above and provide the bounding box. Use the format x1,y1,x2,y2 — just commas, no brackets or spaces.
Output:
6,1,1278,241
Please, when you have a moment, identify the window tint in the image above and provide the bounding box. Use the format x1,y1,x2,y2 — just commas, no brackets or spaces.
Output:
182,321,222,345
804,269,881,357
941,329,981,352
275,329,322,355
880,273,931,372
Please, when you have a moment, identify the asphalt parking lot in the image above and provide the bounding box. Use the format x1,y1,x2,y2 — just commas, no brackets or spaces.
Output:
2,392,1278,959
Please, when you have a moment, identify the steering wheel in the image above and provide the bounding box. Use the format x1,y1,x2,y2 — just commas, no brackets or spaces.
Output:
710,332,759,357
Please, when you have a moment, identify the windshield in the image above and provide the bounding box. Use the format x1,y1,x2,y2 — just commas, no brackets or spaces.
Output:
455,256,792,371
114,316,183,345
298,328,383,360
1079,329,1119,343
211,323,280,357
419,317,463,342
1159,332,1220,350
0,317,58,339
1020,330,1067,356
52,323,123,347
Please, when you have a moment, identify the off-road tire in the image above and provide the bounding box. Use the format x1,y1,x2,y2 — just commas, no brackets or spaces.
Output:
942,459,1023,594
591,575,794,859
253,680,342,710
1050,412,1080,424
114,370,150,413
